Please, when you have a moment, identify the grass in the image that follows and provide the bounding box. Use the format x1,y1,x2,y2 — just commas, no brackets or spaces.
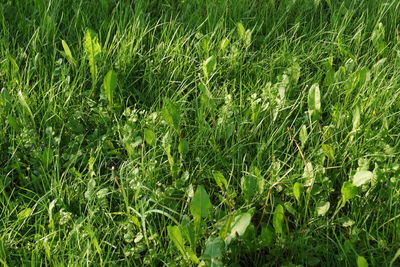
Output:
1,0,400,266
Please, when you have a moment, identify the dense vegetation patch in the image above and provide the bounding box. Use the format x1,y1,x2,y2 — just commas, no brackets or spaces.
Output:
1,0,400,266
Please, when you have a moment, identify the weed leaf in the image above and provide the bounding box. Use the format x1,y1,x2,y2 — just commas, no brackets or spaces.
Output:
308,83,321,120
341,182,358,206
352,171,373,187
178,140,189,157
237,23,246,40
84,29,101,83
61,40,76,65
241,175,259,203
191,185,212,219
357,256,368,267
220,38,230,51
144,128,156,147
316,201,330,216
213,172,228,191
167,226,187,259
293,182,302,203
162,100,181,131
202,236,225,260
273,204,285,234
225,212,252,245
260,225,274,247
203,56,217,81
103,70,117,108
17,208,32,220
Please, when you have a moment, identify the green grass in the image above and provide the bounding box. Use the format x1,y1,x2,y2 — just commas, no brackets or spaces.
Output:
1,0,400,266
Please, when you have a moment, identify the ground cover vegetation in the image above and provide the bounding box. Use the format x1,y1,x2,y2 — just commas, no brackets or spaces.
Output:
1,0,400,266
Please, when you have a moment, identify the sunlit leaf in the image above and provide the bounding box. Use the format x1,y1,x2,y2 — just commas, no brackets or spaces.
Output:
308,83,321,120
202,56,217,81
103,70,117,108
61,40,76,65
341,182,358,206
213,172,228,191
18,208,32,220
293,182,302,203
316,201,330,216
352,170,373,187
357,256,369,267
144,128,156,147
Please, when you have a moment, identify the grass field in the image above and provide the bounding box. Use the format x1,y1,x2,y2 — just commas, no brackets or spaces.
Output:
1,0,400,266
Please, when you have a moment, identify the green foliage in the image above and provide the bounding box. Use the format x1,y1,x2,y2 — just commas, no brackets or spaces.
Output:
273,204,285,235
103,70,117,108
83,29,101,86
293,182,302,203
213,172,228,191
357,256,369,267
340,182,358,207
191,185,212,220
202,56,217,82
162,100,181,131
225,212,252,245
307,83,321,121
316,201,330,216
1,0,400,266
144,128,156,147
61,40,76,66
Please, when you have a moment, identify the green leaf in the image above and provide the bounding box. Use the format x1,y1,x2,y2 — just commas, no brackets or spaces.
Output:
358,67,371,85
260,225,274,247
352,105,361,132
84,178,96,200
322,144,335,161
299,125,308,147
357,256,369,267
190,185,212,219
220,38,230,51
202,236,225,260
293,182,302,203
213,171,228,190
167,226,187,260
390,248,400,267
144,128,156,147
18,208,32,220
199,83,212,107
303,162,314,187
168,225,199,264
202,56,217,81
316,201,330,216
341,217,355,227
241,175,259,203
352,170,373,187
178,140,189,157
61,40,76,65
237,23,246,40
371,22,386,54
83,29,101,83
341,182,358,206
273,204,285,234
17,91,35,125
225,212,252,245
103,70,117,108
162,100,181,131
284,202,297,216
308,83,321,120
181,216,196,249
